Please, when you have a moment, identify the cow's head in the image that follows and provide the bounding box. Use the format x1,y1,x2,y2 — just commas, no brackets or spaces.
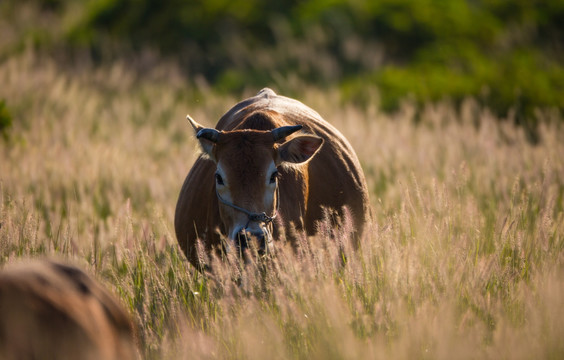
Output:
187,114,323,256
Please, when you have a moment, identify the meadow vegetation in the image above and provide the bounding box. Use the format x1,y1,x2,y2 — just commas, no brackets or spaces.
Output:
1,51,563,359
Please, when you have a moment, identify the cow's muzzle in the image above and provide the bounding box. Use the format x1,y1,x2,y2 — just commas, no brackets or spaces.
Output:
235,226,273,256
216,187,278,258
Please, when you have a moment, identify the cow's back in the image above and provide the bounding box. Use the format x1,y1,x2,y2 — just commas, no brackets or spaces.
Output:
0,260,138,360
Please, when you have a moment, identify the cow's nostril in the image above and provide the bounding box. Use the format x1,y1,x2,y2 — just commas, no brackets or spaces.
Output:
235,229,267,252
236,230,249,249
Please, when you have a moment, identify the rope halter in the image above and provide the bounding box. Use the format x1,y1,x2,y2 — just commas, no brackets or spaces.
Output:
215,185,279,228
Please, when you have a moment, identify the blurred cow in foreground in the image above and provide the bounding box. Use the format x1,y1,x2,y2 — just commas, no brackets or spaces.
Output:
0,259,138,360
175,88,370,270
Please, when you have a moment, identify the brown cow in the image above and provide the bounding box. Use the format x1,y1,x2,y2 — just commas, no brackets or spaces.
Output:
175,88,370,270
0,259,138,360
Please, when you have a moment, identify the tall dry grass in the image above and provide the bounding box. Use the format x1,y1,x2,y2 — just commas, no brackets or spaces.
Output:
1,52,563,359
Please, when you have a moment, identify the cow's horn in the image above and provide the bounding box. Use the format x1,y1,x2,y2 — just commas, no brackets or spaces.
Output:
196,128,220,143
186,114,203,132
272,125,303,141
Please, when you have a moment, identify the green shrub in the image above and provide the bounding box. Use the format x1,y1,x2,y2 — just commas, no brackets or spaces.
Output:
3,0,564,125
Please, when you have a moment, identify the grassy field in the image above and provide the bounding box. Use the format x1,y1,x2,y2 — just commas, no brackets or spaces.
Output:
1,52,563,359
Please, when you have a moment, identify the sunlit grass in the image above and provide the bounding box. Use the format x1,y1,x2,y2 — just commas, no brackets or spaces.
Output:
1,52,563,359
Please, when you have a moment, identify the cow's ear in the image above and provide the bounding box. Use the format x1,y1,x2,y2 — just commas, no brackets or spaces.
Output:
187,115,217,160
277,135,323,164
196,136,216,159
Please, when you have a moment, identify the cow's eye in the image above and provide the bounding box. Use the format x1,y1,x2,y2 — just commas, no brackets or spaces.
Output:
269,171,279,184
215,173,224,186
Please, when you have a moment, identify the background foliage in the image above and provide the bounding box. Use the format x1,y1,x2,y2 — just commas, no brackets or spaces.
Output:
1,0,563,131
